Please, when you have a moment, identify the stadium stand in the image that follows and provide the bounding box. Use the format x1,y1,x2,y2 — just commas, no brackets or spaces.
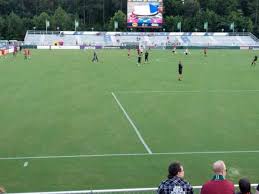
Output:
24,31,259,48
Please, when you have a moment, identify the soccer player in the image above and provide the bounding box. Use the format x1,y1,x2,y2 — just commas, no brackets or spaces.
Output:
1,49,5,58
13,46,18,57
137,47,140,56
92,50,98,62
128,48,131,58
204,47,207,57
137,52,142,66
144,50,149,63
24,49,28,59
173,45,177,54
27,49,31,59
251,55,257,67
184,48,190,55
178,60,183,81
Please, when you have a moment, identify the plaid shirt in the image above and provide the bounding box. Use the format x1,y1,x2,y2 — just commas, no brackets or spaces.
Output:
157,176,194,194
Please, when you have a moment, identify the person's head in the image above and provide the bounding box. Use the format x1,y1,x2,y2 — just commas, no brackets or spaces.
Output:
212,160,227,176
238,178,251,194
0,187,6,194
168,161,184,179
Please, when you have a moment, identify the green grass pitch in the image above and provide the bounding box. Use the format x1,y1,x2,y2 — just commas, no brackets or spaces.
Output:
0,49,259,192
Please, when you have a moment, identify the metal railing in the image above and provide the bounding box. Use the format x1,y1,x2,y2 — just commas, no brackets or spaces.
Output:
8,184,258,194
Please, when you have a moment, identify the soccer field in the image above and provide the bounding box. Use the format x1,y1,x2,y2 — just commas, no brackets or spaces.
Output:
0,49,259,192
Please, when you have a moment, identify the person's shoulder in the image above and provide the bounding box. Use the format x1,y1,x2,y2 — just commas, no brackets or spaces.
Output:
158,179,171,188
202,180,213,187
181,178,193,187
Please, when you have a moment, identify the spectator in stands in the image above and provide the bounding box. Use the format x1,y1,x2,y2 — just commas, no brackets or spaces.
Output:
0,186,5,194
236,178,251,194
157,161,193,194
256,184,259,194
201,160,235,194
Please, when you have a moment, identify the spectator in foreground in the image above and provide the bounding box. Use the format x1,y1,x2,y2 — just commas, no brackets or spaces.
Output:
0,187,5,194
256,184,259,194
201,160,235,194
157,161,194,194
236,178,251,194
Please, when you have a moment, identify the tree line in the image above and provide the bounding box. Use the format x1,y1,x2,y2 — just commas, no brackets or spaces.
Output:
0,0,258,40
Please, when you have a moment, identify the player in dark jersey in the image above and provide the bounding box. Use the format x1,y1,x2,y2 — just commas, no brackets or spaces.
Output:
251,55,257,67
144,50,149,63
178,60,183,81
92,50,99,62
137,52,142,66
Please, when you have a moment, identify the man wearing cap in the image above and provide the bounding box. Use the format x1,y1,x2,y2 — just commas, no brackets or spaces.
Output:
201,160,235,194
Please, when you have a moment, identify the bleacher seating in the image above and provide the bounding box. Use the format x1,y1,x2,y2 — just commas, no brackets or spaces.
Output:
24,31,259,47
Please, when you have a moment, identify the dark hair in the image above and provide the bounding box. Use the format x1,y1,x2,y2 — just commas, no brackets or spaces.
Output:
168,162,182,179
239,178,251,194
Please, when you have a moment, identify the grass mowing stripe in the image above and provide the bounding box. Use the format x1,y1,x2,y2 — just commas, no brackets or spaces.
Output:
111,92,152,154
1,150,259,160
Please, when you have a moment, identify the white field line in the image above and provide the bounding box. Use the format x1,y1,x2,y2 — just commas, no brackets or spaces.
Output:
115,89,259,94
111,92,152,154
1,150,259,160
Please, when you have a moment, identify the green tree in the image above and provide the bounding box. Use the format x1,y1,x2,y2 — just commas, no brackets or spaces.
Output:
5,12,24,40
214,0,238,16
183,0,200,17
33,12,50,30
164,16,174,31
108,10,126,31
0,16,5,39
193,9,220,32
163,0,184,17
52,6,73,31
164,15,183,32
227,11,254,32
